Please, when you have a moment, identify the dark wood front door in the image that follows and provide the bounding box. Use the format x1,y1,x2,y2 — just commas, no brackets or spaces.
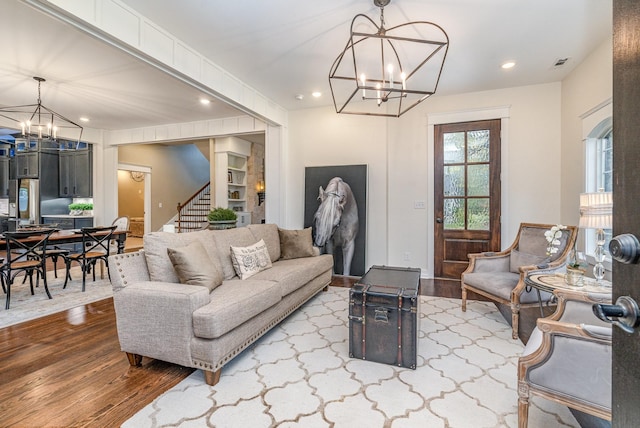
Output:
434,120,501,279
612,1,640,424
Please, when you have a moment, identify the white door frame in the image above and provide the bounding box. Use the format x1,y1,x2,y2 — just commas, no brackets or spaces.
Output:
118,163,151,235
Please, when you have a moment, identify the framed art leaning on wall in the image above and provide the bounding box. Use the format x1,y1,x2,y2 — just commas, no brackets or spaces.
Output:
304,165,367,276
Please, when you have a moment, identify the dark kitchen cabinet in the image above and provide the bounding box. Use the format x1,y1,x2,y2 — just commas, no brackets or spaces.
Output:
0,158,9,198
15,152,38,178
59,149,92,197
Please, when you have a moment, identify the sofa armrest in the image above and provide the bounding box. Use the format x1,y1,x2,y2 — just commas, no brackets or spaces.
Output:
112,281,211,367
109,250,151,292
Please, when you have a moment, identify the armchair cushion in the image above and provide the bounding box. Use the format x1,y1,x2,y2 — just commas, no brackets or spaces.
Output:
463,271,547,304
167,240,223,291
462,271,520,300
509,250,548,273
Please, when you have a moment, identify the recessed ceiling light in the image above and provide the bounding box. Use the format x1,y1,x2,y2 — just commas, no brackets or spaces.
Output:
200,98,211,105
501,61,516,69
79,117,90,123
295,94,304,100
312,91,322,98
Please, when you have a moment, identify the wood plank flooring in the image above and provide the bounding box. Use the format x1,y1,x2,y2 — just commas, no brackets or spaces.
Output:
0,276,543,427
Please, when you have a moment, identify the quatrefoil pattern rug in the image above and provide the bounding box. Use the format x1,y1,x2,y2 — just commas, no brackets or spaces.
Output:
124,287,578,428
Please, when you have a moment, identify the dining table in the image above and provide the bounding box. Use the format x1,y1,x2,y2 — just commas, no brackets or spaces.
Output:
0,228,129,254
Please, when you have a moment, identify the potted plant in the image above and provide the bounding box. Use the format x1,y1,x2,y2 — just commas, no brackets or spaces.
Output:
208,207,238,230
565,247,586,286
69,202,94,216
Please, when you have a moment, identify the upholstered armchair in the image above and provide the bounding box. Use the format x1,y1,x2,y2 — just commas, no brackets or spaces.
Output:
517,289,612,427
461,223,578,339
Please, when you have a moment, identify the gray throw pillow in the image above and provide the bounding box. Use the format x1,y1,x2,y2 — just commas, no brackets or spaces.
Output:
278,227,315,260
167,240,223,291
509,249,548,273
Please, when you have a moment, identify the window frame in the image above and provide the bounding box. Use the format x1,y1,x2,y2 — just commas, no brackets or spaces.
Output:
583,102,612,269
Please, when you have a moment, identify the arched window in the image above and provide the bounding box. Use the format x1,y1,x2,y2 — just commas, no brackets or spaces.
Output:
583,105,612,263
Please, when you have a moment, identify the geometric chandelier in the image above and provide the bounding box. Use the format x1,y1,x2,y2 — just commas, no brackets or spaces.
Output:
329,0,449,117
0,76,83,143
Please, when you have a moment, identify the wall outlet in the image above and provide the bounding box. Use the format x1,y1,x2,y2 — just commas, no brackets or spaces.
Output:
414,200,426,209
403,252,410,261
159,202,163,208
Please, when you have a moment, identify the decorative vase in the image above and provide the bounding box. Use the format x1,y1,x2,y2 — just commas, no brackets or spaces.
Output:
208,220,237,230
565,267,585,286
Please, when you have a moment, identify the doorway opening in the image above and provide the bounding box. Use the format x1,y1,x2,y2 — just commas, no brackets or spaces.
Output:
117,164,151,239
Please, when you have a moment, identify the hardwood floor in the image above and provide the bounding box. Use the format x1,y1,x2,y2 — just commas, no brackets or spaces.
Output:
0,276,545,427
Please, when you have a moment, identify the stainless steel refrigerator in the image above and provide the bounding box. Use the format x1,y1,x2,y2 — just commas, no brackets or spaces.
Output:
9,178,40,226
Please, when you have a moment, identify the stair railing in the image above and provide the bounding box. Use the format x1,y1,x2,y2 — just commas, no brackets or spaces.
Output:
176,182,211,233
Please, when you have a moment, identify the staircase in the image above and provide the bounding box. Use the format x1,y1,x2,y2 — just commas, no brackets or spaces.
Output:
176,183,211,233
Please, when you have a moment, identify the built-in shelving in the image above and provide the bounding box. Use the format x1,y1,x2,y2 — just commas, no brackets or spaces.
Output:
214,136,252,227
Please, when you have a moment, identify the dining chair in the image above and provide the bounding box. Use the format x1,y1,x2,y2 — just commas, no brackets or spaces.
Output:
2,228,56,309
62,225,117,292
99,216,130,279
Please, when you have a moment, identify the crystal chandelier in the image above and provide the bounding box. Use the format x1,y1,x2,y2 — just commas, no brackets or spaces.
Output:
0,76,83,143
329,0,449,117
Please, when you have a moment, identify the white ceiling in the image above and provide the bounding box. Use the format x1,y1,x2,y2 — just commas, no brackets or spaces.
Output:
0,0,612,133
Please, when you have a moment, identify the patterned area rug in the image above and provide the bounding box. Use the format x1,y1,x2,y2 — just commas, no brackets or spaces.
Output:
124,287,578,428
0,266,113,329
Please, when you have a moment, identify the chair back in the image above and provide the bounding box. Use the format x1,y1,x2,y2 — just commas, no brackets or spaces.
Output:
3,228,56,267
111,216,130,232
79,225,118,258
514,223,577,262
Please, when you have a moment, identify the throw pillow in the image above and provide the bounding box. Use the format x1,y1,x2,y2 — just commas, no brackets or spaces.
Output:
167,240,224,291
278,227,315,260
509,249,548,273
230,239,273,280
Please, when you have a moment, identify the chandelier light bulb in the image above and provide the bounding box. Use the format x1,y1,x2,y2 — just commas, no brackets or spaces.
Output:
376,83,382,105
387,64,394,87
401,72,407,90
360,73,367,98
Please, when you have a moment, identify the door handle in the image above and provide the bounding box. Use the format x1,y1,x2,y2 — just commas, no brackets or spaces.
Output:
593,296,640,334
436,217,443,224
609,233,640,264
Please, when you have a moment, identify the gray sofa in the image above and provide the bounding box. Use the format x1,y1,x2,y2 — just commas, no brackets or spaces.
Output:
108,224,333,385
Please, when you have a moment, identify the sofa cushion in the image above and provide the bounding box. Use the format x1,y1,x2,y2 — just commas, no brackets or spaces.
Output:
230,239,273,280
278,227,315,260
251,254,334,296
247,224,280,262
509,249,547,273
210,227,258,280
192,279,281,339
144,230,219,283
167,240,223,291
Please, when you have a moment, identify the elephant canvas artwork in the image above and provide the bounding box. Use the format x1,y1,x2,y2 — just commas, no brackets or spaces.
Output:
304,165,367,276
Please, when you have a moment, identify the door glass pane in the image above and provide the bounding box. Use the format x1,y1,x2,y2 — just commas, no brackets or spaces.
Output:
468,198,490,230
467,130,490,163
443,132,465,164
444,198,465,229
444,165,465,196
467,164,489,196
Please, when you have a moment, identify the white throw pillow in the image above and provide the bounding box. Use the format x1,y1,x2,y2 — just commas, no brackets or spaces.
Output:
230,239,273,280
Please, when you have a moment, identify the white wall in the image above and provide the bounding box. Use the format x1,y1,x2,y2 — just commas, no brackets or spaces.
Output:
560,37,613,226
289,82,563,277
287,112,389,268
